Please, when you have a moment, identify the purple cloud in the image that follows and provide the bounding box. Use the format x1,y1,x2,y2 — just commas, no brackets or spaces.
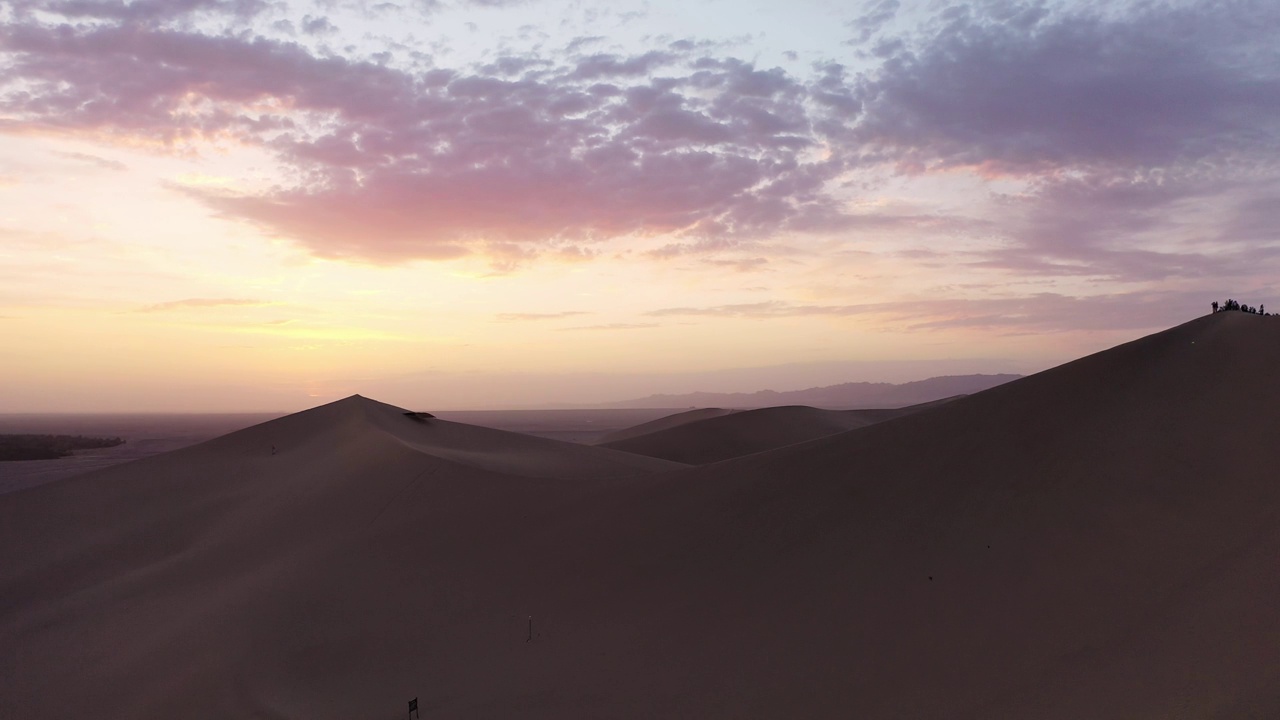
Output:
838,0,1280,285
11,0,268,23
300,15,338,37
850,0,1280,173
958,167,1280,283
2,0,1278,287
0,15,861,263
846,0,899,46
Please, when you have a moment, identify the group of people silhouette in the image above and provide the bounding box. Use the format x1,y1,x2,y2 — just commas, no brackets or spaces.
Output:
1212,299,1268,315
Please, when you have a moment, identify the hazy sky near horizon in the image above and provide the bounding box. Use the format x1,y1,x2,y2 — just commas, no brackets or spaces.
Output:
2,0,1278,411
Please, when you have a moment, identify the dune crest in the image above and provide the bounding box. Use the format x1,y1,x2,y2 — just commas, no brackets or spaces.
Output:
197,393,686,481
592,406,739,445
598,400,950,464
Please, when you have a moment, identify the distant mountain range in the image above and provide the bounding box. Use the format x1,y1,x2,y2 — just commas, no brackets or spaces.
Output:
596,374,1023,409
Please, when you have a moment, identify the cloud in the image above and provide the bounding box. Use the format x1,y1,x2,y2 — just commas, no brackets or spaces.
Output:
565,36,605,54
569,50,675,80
850,0,1280,174
138,298,270,312
52,151,127,171
887,292,1209,334
704,257,771,273
466,0,534,7
645,291,1210,334
645,301,866,319
560,322,659,331
0,16,855,264
11,0,269,23
971,171,1280,282
846,0,899,45
495,311,591,321
833,0,1280,286
2,0,1278,288
1221,185,1280,244
300,15,338,36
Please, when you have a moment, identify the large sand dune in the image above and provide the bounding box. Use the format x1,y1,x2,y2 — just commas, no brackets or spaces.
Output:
4,312,1280,718
597,400,951,464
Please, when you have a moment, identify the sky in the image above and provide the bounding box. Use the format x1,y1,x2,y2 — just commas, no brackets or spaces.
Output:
1,0,1278,411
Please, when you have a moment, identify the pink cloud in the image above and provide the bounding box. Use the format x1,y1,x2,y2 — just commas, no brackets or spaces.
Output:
0,17,857,263
2,0,1278,290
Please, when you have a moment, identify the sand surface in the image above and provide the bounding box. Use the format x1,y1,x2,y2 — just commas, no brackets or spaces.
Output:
3,312,1280,718
0,414,281,494
0,409,682,494
430,407,688,444
597,400,949,464
593,406,740,445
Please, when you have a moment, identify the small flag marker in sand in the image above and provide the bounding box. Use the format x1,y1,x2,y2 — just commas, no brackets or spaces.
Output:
408,696,419,718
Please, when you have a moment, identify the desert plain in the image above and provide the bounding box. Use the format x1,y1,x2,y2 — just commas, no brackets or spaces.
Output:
3,311,1279,718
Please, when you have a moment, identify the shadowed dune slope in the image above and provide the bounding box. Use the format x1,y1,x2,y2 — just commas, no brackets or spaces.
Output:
4,312,1280,719
353,398,687,479
597,401,945,464
593,406,739,445
535,310,1280,718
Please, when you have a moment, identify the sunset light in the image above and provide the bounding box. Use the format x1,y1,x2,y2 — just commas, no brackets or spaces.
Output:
3,0,1277,410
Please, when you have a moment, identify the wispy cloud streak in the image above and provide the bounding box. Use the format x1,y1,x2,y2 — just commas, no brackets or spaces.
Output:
138,298,270,312
495,311,591,321
646,291,1210,334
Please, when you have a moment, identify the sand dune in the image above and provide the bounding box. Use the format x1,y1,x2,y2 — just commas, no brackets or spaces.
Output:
551,310,1280,717
597,401,945,464
358,398,686,480
0,395,684,720
592,406,739,445
4,312,1280,718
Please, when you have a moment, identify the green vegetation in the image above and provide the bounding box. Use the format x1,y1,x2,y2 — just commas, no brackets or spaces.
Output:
0,434,126,461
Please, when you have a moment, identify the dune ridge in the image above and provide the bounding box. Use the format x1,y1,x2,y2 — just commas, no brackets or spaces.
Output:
597,399,951,464
592,406,739,445
3,312,1280,718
